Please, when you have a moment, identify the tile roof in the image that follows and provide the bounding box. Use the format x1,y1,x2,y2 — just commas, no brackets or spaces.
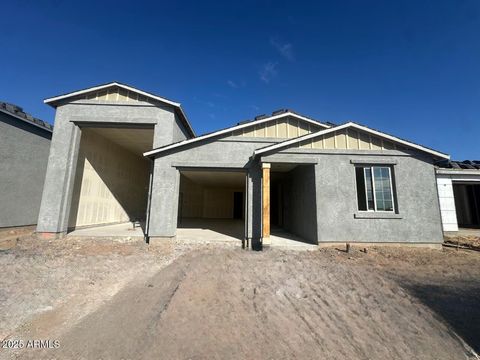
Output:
436,159,480,170
0,101,53,132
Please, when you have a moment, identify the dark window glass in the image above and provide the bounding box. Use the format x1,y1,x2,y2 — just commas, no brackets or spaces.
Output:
355,166,395,212
355,167,367,211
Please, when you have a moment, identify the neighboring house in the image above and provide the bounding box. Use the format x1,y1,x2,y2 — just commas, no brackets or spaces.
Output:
37,82,450,249
435,160,480,232
0,102,53,228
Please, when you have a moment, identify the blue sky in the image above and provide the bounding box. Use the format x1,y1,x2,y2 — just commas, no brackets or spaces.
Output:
1,0,479,159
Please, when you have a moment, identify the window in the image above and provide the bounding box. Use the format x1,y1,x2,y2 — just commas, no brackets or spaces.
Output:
355,166,395,212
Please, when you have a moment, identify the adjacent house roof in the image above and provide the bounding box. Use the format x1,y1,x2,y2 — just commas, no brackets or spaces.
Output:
44,81,195,137
253,122,450,160
143,111,331,157
0,101,52,133
436,159,480,170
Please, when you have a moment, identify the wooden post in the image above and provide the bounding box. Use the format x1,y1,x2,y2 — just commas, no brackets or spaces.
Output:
262,163,271,244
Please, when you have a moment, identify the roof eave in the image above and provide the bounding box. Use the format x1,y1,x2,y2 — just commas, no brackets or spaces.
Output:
143,111,330,157
44,82,196,138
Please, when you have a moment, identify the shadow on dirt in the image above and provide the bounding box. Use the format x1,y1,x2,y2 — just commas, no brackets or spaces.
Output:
397,280,480,354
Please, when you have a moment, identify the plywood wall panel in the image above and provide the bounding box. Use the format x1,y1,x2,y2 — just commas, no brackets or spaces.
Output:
68,129,150,229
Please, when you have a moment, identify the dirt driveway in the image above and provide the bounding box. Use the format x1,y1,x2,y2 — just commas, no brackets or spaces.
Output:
1,237,479,360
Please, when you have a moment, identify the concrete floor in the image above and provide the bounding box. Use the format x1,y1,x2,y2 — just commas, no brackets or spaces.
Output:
177,218,243,244
270,227,318,250
68,219,317,250
68,222,144,238
445,228,480,237
178,218,317,250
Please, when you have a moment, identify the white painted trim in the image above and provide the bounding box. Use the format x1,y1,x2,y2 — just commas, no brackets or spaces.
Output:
436,169,480,176
44,82,181,107
365,167,374,211
253,122,450,160
143,112,330,157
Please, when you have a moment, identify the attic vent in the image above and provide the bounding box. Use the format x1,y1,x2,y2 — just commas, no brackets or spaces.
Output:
255,114,268,120
237,119,252,125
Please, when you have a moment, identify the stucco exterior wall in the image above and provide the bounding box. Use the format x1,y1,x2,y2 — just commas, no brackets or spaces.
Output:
313,153,443,243
0,112,52,227
173,113,191,142
68,129,149,229
261,149,444,244
37,99,188,234
148,136,280,239
148,131,443,245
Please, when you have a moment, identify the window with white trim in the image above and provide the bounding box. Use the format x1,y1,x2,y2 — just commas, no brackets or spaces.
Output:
355,166,396,212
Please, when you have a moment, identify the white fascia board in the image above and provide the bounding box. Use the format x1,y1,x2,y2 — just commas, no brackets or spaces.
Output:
436,169,480,176
143,112,330,157
254,122,450,160
44,82,181,107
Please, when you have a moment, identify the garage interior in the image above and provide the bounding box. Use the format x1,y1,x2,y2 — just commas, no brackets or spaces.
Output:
453,183,480,229
67,126,153,234
177,169,246,242
270,163,318,245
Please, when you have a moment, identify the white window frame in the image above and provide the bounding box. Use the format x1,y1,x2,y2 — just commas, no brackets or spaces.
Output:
358,166,395,213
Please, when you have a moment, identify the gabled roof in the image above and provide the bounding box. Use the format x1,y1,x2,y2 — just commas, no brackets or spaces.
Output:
143,111,331,157
0,101,52,133
44,81,195,137
253,122,450,160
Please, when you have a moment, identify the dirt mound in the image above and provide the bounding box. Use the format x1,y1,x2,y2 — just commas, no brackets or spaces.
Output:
24,248,476,360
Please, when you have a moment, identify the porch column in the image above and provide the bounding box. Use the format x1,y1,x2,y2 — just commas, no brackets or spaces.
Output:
37,113,82,236
262,162,271,244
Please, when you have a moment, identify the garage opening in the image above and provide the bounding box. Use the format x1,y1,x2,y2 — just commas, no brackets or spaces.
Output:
67,126,153,235
177,169,246,242
270,163,318,245
453,183,480,229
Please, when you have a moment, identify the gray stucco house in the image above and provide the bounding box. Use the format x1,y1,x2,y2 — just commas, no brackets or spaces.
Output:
36,82,451,249
0,102,52,228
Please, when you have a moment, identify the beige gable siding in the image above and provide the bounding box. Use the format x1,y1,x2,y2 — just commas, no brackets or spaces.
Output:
297,128,409,151
74,86,153,103
231,116,323,139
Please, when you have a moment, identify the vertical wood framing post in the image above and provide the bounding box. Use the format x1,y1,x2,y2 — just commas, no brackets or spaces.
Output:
262,162,271,244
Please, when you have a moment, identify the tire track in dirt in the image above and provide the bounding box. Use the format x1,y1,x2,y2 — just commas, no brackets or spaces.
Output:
11,248,477,360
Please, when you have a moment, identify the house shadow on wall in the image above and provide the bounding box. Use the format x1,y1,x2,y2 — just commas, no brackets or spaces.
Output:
394,278,480,354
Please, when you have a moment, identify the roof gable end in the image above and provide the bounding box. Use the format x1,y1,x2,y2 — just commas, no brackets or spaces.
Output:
254,122,450,160
44,82,195,137
144,112,330,157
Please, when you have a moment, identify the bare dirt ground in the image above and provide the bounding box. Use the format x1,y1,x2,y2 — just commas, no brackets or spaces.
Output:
1,237,479,360
0,234,202,345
